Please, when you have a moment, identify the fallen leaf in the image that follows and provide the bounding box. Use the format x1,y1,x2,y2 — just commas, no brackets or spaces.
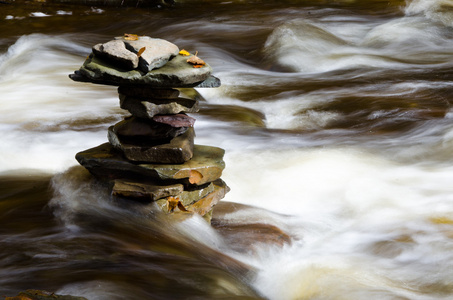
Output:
137,47,146,57
179,49,190,56
177,201,188,212
124,33,139,41
166,196,188,213
189,170,203,184
186,51,205,68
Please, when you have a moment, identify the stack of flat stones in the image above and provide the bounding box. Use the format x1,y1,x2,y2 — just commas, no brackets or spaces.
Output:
69,34,227,222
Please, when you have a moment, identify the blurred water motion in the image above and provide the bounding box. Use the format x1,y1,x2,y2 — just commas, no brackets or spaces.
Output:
1,1,453,299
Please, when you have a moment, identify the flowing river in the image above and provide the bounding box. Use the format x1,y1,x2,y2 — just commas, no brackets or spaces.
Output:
1,0,453,299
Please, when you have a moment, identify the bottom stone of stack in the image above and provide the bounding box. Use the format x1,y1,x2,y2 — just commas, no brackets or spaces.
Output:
155,179,229,216
111,178,229,220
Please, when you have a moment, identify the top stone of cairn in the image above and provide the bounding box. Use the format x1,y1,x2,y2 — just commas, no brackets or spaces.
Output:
71,34,220,88
93,35,179,72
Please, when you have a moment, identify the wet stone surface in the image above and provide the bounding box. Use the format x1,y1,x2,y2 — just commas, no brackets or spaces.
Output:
75,143,225,186
71,35,227,220
108,126,195,163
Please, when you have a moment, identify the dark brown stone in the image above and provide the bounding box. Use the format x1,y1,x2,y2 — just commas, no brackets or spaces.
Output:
153,113,195,128
111,116,188,143
108,126,195,163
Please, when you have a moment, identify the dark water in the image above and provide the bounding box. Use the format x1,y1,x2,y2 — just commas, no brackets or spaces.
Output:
2,1,453,299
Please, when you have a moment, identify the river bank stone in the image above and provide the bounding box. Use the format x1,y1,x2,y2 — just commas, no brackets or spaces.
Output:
75,143,225,185
108,126,195,163
78,53,212,87
120,94,199,118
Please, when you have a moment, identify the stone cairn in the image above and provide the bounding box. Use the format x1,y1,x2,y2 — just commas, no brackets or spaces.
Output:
69,34,228,222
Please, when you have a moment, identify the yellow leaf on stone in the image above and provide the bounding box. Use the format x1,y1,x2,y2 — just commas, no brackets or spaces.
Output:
124,33,139,41
179,49,190,56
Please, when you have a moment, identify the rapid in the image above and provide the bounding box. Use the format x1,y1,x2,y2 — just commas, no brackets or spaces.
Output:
1,0,453,299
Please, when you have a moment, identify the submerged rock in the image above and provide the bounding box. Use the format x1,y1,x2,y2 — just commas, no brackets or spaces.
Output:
5,289,87,300
212,202,292,253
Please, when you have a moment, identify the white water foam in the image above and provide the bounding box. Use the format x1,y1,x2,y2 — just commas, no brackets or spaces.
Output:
406,0,453,27
221,147,453,299
262,15,453,73
0,34,122,173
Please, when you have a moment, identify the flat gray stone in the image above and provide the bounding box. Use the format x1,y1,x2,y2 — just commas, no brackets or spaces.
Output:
70,71,220,89
117,36,179,72
118,86,180,98
111,179,184,201
92,40,139,70
78,53,212,87
75,143,225,186
120,95,199,119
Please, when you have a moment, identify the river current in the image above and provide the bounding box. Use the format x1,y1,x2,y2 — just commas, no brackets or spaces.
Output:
1,0,453,299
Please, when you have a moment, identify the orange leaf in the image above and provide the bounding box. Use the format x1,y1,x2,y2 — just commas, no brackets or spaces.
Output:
166,196,188,213
189,170,203,184
177,201,188,212
186,51,205,66
137,47,146,57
